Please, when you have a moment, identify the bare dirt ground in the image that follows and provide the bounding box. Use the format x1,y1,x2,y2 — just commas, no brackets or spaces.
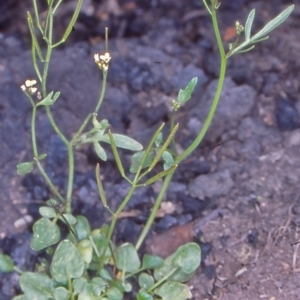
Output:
1,0,300,299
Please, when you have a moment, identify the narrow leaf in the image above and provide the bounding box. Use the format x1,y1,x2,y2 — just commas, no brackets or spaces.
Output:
177,77,198,104
251,5,294,41
244,9,255,41
101,133,143,151
93,142,107,161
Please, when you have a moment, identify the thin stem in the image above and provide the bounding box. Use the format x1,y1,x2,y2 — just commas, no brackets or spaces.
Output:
136,3,227,250
95,71,108,113
98,184,137,270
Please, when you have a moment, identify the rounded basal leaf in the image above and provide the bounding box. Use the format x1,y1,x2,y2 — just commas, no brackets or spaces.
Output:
75,215,91,241
99,268,112,281
153,255,193,283
53,286,70,300
101,133,143,151
78,283,99,300
39,206,56,218
172,243,201,274
137,290,154,300
92,277,108,295
73,278,87,295
12,296,28,300
19,272,54,300
142,254,164,269
50,240,85,283
123,282,132,292
115,243,140,272
30,218,61,251
155,281,192,300
0,253,15,272
106,286,123,300
77,239,93,264
16,162,34,175
138,273,154,290
61,213,77,225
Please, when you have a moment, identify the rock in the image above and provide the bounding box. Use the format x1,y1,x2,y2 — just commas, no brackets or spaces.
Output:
188,170,234,200
190,78,256,143
275,96,300,131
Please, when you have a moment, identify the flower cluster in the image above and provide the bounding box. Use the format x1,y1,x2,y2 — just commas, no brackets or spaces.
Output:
21,79,38,95
94,52,111,72
235,21,244,35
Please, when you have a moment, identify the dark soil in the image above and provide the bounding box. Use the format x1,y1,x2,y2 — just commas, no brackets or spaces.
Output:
1,0,300,299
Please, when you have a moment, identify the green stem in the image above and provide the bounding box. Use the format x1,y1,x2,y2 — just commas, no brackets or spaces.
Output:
98,184,137,270
95,71,108,113
135,3,227,250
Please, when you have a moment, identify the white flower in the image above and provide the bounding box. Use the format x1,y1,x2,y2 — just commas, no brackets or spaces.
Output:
94,52,111,71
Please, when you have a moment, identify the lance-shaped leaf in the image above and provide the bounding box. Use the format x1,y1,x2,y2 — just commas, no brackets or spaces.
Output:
100,133,143,151
244,9,255,41
93,141,107,161
251,5,294,41
177,77,198,105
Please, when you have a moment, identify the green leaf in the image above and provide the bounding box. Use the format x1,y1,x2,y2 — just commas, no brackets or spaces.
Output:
39,206,56,218
50,240,85,283
177,77,198,104
30,218,61,251
53,286,70,300
137,291,154,300
155,282,192,300
17,162,34,175
37,91,60,106
172,243,201,274
106,286,123,300
61,213,77,225
19,272,54,300
75,215,91,241
0,253,15,272
12,296,28,300
162,151,174,170
251,5,294,42
93,141,107,161
37,153,47,160
78,283,99,300
244,9,255,41
142,254,164,269
154,133,163,147
101,133,143,151
130,151,154,173
77,239,93,264
92,277,108,294
115,243,140,272
73,278,87,295
138,273,154,290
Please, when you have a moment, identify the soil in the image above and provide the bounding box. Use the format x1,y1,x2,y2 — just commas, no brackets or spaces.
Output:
1,0,300,299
